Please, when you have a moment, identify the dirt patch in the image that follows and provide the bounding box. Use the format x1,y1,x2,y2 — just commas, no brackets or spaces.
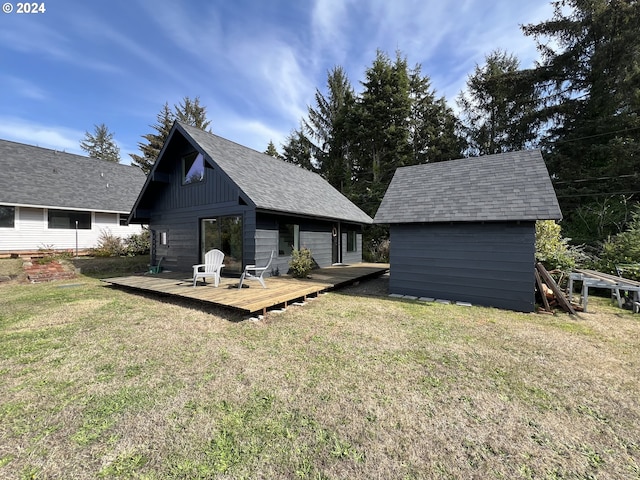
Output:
340,272,389,296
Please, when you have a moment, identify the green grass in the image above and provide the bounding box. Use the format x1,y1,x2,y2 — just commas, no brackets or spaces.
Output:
1,267,640,479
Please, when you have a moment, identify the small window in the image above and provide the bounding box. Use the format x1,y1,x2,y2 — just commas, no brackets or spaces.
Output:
48,210,91,229
278,223,299,256
119,215,128,226
347,231,357,252
0,206,15,228
183,152,205,185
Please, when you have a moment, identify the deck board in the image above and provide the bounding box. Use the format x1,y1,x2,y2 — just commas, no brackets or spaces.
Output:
103,263,388,315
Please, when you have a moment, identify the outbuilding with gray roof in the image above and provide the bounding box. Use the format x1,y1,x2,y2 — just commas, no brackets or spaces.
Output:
374,150,562,312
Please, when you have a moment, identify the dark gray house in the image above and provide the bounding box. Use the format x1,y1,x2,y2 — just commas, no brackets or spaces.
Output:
374,150,562,312
129,121,372,275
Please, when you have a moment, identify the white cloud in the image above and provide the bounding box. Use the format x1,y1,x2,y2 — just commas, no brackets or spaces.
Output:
0,75,47,101
0,18,121,73
0,117,84,154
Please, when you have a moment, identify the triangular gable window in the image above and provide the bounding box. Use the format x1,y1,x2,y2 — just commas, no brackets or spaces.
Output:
183,152,205,185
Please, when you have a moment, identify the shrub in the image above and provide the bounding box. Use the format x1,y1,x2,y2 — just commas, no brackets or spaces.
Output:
535,220,584,272
289,248,313,278
36,244,57,264
93,229,125,257
364,238,390,263
125,229,150,256
593,207,640,279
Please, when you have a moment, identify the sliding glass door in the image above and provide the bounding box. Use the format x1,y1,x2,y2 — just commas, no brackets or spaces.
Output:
201,216,243,274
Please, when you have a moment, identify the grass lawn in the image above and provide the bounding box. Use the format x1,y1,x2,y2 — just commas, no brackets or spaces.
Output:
1,260,639,479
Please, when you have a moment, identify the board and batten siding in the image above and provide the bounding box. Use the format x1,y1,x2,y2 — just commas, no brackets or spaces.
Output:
389,222,536,312
145,151,257,272
151,206,255,272
0,206,142,253
151,162,237,212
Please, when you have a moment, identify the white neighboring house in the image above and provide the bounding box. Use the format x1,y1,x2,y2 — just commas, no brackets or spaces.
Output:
0,139,147,256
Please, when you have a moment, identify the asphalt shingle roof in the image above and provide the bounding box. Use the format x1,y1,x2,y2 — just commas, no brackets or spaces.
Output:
177,122,373,224
374,150,562,224
0,139,146,213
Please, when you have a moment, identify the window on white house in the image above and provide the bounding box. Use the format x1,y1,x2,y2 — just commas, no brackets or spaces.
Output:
119,214,128,226
0,206,15,228
48,210,91,229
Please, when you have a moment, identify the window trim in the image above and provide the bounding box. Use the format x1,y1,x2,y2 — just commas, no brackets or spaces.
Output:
46,209,92,230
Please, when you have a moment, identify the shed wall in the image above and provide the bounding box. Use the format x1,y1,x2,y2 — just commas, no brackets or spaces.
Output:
389,222,536,312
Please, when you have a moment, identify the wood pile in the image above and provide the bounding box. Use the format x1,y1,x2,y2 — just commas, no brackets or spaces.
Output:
535,262,578,315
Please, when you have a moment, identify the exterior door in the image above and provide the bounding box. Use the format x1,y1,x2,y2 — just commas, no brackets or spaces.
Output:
201,216,243,274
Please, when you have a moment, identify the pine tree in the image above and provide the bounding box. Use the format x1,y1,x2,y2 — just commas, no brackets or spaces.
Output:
80,123,121,163
130,96,212,174
350,51,413,215
303,66,356,193
264,141,280,158
130,103,174,174
408,64,465,164
523,0,640,242
281,128,315,171
457,50,540,156
175,96,212,131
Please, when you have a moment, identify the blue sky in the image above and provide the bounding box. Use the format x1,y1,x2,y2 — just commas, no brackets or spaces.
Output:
0,0,554,164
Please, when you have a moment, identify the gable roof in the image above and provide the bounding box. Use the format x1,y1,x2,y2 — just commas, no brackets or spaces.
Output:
136,122,372,224
374,150,562,224
0,139,146,213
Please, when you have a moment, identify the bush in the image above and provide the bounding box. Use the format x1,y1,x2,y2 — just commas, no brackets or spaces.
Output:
91,228,150,257
364,238,390,263
593,207,640,279
93,229,126,257
289,248,313,278
535,220,584,272
125,229,150,256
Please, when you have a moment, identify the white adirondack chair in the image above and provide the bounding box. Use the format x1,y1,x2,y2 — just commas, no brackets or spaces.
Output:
238,250,275,289
192,249,225,287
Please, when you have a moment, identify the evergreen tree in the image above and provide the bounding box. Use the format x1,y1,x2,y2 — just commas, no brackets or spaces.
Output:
130,103,174,174
175,96,212,131
408,64,466,164
281,128,315,171
350,50,413,215
523,0,640,242
303,66,356,193
80,123,121,163
130,96,212,174
457,50,540,156
264,141,280,158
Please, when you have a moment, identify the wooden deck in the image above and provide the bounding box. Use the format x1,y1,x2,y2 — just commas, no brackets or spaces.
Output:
102,263,389,316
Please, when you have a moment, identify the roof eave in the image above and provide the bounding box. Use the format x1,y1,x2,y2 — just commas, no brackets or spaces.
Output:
256,207,373,225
